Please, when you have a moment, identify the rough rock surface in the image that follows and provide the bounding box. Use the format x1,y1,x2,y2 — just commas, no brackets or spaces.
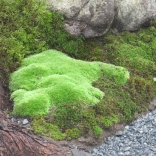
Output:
113,0,156,31
46,0,156,38
46,0,114,38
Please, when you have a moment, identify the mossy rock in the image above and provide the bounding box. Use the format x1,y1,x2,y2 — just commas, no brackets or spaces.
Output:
9,49,129,117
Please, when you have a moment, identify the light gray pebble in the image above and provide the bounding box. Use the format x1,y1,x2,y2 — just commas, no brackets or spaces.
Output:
11,117,16,122
152,109,156,115
22,119,29,125
118,152,125,156
115,131,124,136
124,147,131,151
124,151,131,155
17,120,21,124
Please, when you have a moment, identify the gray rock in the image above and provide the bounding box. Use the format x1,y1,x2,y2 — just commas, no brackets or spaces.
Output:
124,151,131,155
124,147,131,151
97,153,103,156
118,152,125,156
22,119,29,125
11,117,16,122
115,131,124,136
17,120,21,124
71,149,92,156
113,0,156,31
152,109,156,115
46,0,114,38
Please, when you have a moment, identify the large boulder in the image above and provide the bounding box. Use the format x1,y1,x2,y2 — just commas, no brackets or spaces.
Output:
46,0,114,38
113,0,156,31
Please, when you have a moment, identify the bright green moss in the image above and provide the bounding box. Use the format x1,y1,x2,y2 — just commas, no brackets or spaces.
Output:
9,50,129,117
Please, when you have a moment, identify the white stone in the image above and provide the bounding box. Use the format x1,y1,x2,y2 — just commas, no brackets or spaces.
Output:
22,119,29,125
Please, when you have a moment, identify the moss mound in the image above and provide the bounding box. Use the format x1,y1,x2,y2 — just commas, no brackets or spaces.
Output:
9,50,129,117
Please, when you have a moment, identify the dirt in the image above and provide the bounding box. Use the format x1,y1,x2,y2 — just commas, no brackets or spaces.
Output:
1,70,156,153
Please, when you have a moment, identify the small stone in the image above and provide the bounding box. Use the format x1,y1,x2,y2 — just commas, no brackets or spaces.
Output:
149,116,154,120
91,149,98,154
118,152,125,156
150,147,156,152
97,153,103,156
22,119,29,125
124,147,131,151
17,120,21,124
124,151,131,155
118,143,124,147
109,150,118,156
11,118,16,122
70,145,77,149
152,109,156,115
71,149,91,156
128,141,132,146
115,131,124,136
125,125,130,130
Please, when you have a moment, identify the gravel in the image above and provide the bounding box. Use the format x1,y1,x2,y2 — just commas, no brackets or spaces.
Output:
91,109,156,156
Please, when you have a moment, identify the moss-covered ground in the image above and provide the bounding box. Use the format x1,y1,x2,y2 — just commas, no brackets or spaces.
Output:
30,22,156,140
2,0,156,141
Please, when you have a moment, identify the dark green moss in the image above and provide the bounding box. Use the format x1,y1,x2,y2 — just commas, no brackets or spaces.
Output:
65,128,81,141
0,0,84,73
52,103,83,130
31,115,65,140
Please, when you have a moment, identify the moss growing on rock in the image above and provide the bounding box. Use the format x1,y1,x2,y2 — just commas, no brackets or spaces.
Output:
9,50,129,117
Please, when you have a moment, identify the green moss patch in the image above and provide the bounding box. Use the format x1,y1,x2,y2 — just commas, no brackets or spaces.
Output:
9,49,129,117
31,115,65,140
6,0,156,140
93,22,156,124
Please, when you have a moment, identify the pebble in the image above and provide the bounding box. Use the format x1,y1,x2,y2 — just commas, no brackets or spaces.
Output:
90,109,156,156
71,149,92,156
22,119,29,125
